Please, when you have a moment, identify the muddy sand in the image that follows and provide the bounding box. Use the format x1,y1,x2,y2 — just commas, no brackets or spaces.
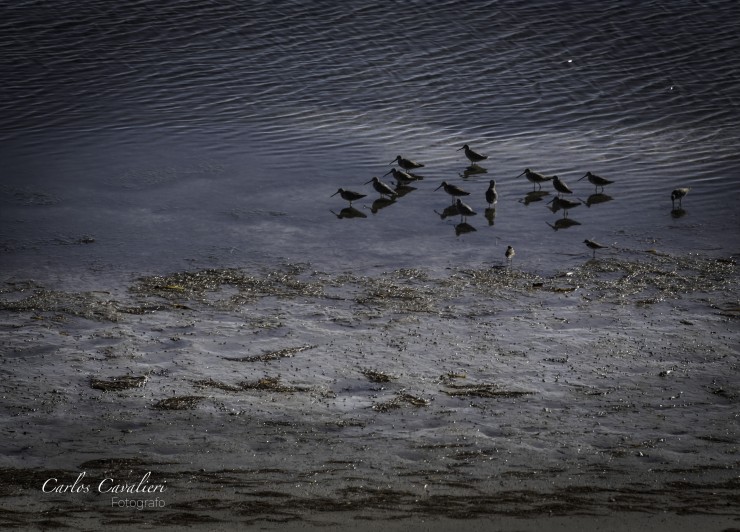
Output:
1,251,738,530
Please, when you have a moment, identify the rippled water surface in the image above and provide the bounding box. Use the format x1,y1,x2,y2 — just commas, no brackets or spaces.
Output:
2,0,739,283
1,1,739,528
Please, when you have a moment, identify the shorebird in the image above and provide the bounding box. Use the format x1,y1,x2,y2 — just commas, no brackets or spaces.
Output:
552,175,573,197
455,198,476,221
458,144,488,164
583,239,608,258
390,155,425,172
384,167,419,187
548,196,581,217
331,188,366,206
364,176,396,199
435,181,470,203
505,245,515,264
516,168,553,190
671,187,690,209
485,180,498,206
579,171,614,193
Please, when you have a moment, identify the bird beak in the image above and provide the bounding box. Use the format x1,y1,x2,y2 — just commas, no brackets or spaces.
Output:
364,179,373,185
434,184,443,191
456,147,464,151
388,160,396,165
383,170,392,177
330,191,339,197
578,174,587,181
516,171,525,178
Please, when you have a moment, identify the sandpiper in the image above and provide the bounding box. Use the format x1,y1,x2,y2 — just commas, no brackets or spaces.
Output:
390,155,425,171
458,144,488,164
516,168,553,190
579,171,613,193
455,198,476,221
505,245,515,263
435,181,470,203
583,239,608,258
552,175,573,196
331,188,366,206
485,180,498,206
548,196,581,217
365,176,396,199
671,187,690,209
384,168,418,186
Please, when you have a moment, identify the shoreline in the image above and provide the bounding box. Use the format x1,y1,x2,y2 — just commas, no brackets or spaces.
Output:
1,253,738,529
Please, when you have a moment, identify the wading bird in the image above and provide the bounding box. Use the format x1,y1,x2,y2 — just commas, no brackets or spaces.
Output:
579,171,614,193
458,144,488,164
435,181,470,203
516,168,553,190
331,188,366,206
390,155,425,171
552,175,573,197
485,180,498,206
583,239,608,258
671,187,690,209
364,176,396,199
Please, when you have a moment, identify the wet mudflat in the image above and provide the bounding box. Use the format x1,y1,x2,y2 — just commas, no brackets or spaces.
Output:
0,252,738,529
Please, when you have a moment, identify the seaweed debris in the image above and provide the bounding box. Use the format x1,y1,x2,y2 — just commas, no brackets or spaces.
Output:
372,393,430,412
442,384,533,399
130,267,323,306
154,396,205,410
361,369,396,383
91,375,148,392
239,376,311,393
224,344,316,362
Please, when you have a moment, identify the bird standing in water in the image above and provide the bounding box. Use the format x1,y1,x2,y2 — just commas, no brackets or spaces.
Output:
390,155,425,172
579,171,614,193
516,168,553,190
485,180,498,206
455,198,476,221
552,175,573,197
583,239,608,258
505,245,515,264
671,187,690,209
458,144,488,164
435,181,470,203
331,188,366,206
364,176,397,199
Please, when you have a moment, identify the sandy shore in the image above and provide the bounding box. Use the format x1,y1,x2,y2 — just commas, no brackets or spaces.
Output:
1,252,738,530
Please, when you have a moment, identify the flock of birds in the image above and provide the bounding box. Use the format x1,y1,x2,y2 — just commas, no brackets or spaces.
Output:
332,144,691,263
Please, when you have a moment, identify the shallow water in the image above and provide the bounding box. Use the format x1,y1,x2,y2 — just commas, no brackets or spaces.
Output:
1,0,740,286
1,0,739,528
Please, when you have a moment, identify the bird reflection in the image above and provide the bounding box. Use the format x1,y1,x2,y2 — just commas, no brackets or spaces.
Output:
670,207,687,218
484,207,496,226
585,193,613,207
519,190,550,205
460,164,487,178
370,197,396,214
331,207,367,219
546,218,581,231
393,184,417,198
455,222,477,236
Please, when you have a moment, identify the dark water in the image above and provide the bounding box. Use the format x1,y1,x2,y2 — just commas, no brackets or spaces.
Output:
1,0,739,286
